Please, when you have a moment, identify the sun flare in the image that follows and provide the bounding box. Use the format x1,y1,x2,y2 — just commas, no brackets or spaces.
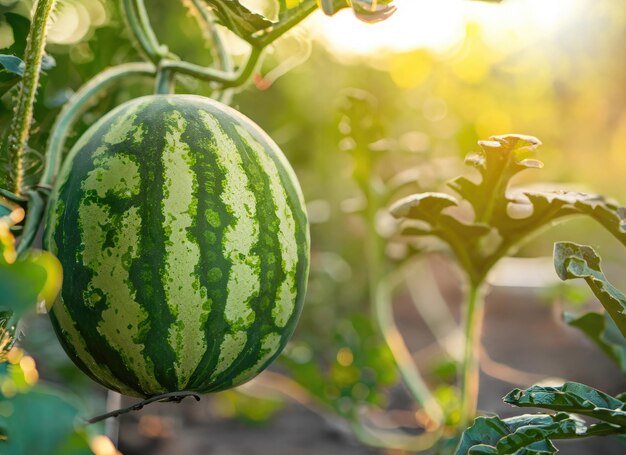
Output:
311,0,584,56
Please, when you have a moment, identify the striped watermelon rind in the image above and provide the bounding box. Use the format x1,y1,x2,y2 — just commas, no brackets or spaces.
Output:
44,94,310,398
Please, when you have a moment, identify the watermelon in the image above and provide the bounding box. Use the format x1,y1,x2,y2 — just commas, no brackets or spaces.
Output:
44,95,310,398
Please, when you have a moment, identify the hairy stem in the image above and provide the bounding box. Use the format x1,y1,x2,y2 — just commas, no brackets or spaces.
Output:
459,283,486,429
13,63,155,255
7,0,57,195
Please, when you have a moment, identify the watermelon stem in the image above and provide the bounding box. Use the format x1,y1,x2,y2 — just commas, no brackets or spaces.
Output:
121,0,167,64
160,46,263,88
6,0,58,196
183,0,235,104
13,63,155,255
86,391,201,424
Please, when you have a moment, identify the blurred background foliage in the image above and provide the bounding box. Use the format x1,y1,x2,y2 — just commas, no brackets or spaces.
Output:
2,0,626,452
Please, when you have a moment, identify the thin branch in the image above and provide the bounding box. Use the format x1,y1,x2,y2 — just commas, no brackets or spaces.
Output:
404,259,463,361
121,0,163,63
86,391,200,424
185,0,234,102
160,46,262,87
252,2,318,48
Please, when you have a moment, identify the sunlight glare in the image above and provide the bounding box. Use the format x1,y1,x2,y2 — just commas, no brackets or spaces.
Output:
312,0,584,56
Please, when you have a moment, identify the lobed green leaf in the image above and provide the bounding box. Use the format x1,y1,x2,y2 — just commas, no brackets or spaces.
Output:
554,242,626,340
504,382,626,427
564,311,626,375
391,136,626,284
454,413,581,455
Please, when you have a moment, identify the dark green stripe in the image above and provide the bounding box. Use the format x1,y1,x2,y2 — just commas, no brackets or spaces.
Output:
180,105,235,391
51,112,148,396
128,101,178,393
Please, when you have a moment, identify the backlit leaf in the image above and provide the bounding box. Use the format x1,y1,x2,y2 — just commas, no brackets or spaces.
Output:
201,0,274,41
391,136,626,284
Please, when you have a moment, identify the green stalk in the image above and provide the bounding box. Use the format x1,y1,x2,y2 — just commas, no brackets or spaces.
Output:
160,46,262,87
162,1,315,87
121,0,165,63
459,282,486,429
41,63,155,188
154,66,174,94
187,0,232,72
366,185,443,427
186,0,234,103
7,0,57,195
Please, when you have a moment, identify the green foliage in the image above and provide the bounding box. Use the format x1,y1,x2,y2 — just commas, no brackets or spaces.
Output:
504,382,626,427
555,242,626,339
201,0,399,44
201,0,274,41
564,311,626,375
0,54,24,95
391,135,626,285
458,241,626,453
318,0,396,23
454,413,623,455
0,204,62,318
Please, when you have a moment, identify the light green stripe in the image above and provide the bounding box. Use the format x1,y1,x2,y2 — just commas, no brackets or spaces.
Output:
103,103,143,145
236,126,298,328
78,200,160,393
199,111,259,331
161,110,208,389
232,332,281,385
82,154,141,199
211,331,247,378
51,295,137,396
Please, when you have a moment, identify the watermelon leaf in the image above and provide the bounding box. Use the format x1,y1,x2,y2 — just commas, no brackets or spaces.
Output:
504,382,626,427
554,242,626,340
455,414,579,455
319,0,397,23
564,311,626,375
200,0,275,41
390,136,626,285
455,411,626,455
